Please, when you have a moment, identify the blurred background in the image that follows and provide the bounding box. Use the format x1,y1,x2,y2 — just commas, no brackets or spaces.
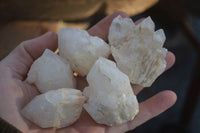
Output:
0,0,200,133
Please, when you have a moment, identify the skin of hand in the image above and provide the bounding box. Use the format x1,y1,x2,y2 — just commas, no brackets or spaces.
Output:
0,11,177,133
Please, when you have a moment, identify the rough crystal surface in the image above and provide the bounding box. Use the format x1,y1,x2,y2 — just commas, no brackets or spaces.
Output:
109,15,167,87
27,49,76,93
83,57,139,126
21,88,86,128
58,28,110,76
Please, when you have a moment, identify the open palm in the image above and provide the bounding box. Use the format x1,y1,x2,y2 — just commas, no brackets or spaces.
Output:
0,11,176,133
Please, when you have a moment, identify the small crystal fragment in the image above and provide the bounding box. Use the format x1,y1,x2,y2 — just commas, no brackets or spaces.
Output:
21,88,86,128
58,28,110,76
83,57,139,126
109,15,167,87
27,49,76,93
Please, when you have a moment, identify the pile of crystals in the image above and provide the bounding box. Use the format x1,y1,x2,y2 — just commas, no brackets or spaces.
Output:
21,15,167,129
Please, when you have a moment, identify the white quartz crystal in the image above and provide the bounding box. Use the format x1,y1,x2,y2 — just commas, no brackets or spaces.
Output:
109,15,167,87
58,28,111,76
27,49,76,93
21,88,86,128
83,57,139,126
108,15,135,47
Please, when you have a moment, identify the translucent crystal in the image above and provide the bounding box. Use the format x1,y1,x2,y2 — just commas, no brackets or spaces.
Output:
108,15,135,47
21,88,86,128
27,49,76,93
109,15,167,87
58,28,110,76
83,57,139,126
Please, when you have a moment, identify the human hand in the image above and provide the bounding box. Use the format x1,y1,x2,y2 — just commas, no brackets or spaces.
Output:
0,11,176,133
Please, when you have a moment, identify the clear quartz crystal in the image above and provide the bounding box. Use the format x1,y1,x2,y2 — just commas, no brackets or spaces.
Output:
83,57,139,126
109,15,167,87
21,88,86,129
58,28,110,76
27,49,76,93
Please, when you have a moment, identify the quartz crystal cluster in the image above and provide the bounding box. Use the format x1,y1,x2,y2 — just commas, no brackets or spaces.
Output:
27,49,75,93
58,28,110,76
83,57,139,126
22,88,85,128
22,15,167,129
109,15,167,87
